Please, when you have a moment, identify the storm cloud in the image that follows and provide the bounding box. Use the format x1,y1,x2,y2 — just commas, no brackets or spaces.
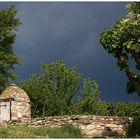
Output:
1,2,139,102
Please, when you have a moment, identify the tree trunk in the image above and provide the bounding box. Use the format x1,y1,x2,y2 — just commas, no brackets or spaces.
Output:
126,71,140,96
132,52,140,66
132,80,140,96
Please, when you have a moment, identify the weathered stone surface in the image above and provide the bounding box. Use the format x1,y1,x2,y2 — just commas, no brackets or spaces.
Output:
86,124,95,130
80,125,86,130
0,84,31,123
0,84,30,102
2,115,132,138
68,120,73,123
18,115,133,137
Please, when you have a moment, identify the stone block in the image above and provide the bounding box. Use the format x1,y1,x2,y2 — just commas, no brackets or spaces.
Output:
80,125,86,130
68,120,73,123
86,124,95,130
106,124,118,128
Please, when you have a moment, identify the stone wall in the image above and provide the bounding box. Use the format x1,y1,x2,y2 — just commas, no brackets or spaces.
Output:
17,115,132,138
11,101,31,121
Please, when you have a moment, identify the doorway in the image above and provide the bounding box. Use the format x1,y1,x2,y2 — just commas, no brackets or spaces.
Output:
0,101,11,123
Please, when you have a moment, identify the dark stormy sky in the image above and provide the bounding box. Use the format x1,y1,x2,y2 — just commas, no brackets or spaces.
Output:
0,2,139,102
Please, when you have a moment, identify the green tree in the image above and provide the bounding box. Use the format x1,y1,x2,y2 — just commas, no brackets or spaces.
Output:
100,2,140,96
72,78,99,114
22,60,82,117
0,5,21,92
22,60,100,117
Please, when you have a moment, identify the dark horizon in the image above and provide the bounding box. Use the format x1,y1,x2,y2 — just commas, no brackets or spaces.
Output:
0,2,139,102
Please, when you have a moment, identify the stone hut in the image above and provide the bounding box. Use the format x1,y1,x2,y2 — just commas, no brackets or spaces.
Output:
0,84,31,123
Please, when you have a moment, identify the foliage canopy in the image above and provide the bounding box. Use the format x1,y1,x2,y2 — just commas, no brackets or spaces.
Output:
100,2,140,96
0,5,21,92
22,60,99,117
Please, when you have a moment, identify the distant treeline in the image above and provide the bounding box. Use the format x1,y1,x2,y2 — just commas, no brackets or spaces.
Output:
76,101,140,117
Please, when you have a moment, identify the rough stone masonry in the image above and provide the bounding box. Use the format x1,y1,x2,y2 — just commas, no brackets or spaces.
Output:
9,115,132,138
0,84,31,122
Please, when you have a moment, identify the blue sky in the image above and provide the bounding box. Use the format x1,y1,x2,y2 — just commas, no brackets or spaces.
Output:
1,2,139,102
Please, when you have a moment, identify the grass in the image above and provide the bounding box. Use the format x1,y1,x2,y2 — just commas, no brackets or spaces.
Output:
0,124,83,138
46,124,83,138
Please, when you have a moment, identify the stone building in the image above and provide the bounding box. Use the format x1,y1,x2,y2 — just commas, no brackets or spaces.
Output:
0,84,31,123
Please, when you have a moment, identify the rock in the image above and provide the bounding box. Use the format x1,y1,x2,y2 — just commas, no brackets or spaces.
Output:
106,124,118,128
86,124,95,130
80,125,86,130
68,120,73,123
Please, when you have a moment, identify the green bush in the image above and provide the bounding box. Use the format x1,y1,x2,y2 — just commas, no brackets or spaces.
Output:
71,78,99,115
92,101,113,116
126,102,140,117
91,101,140,118
126,117,140,138
113,102,129,116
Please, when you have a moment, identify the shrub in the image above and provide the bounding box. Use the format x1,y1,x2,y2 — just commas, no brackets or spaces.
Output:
126,117,140,138
113,102,129,116
126,102,140,117
92,101,113,116
71,78,99,115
